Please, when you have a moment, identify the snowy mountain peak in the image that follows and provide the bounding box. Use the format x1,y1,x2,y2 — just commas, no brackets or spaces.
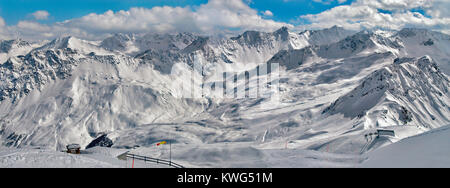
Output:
274,26,290,41
397,28,430,38
0,39,31,54
40,36,76,50
393,28,450,74
317,25,347,34
0,47,80,102
315,30,402,58
181,37,210,54
34,36,114,57
100,32,198,55
231,30,266,45
395,28,450,46
267,47,316,70
299,25,355,46
323,56,449,129
100,33,135,52
230,27,292,47
140,32,197,51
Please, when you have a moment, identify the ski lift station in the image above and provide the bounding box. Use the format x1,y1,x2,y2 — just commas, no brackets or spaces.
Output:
376,129,395,137
364,129,396,141
66,144,81,154
361,129,396,154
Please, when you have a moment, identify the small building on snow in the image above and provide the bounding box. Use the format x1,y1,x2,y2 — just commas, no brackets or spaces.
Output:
66,144,81,154
376,129,395,137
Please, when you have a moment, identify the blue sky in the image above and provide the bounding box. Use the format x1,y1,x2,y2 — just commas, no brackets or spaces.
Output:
0,0,354,25
0,0,203,25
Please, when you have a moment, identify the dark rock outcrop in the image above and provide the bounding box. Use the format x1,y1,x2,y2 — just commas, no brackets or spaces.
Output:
86,134,113,149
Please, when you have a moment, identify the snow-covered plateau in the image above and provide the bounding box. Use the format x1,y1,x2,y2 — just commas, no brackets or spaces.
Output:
0,26,449,168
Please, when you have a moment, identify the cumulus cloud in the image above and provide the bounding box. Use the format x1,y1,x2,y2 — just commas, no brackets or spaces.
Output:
65,7,197,34
262,10,274,17
298,0,450,33
0,17,12,39
0,17,5,28
355,0,432,11
425,0,450,18
17,21,51,32
2,0,449,41
31,10,50,20
0,17,7,39
193,0,289,32
3,0,290,40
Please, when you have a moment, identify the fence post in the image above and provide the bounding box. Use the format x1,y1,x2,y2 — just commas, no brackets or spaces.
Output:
125,153,183,168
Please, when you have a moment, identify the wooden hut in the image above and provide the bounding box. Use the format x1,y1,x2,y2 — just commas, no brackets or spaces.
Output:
66,144,81,154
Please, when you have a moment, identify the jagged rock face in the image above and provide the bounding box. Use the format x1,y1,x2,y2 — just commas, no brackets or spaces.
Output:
423,39,434,46
0,49,208,150
268,30,403,71
139,32,197,51
316,31,402,59
302,25,355,46
100,32,198,55
134,49,183,74
134,27,315,74
324,56,450,129
397,28,430,38
217,27,304,65
100,34,134,52
181,37,210,54
39,37,73,50
394,28,450,75
267,47,316,70
0,39,31,54
231,27,290,47
0,49,80,102
266,30,401,71
85,134,113,149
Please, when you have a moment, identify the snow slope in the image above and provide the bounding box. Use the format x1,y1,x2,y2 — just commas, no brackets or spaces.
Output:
0,146,127,168
0,39,43,64
361,125,450,168
300,25,356,46
323,56,450,129
0,26,449,167
100,33,197,56
395,28,450,74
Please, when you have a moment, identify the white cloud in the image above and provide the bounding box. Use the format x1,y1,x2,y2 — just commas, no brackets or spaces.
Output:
354,0,432,11
262,10,274,17
68,0,281,34
0,0,291,41
2,0,449,41
20,0,288,40
193,0,289,32
0,17,8,39
65,7,197,34
0,17,5,27
425,0,450,18
31,10,50,20
17,21,51,32
298,0,450,33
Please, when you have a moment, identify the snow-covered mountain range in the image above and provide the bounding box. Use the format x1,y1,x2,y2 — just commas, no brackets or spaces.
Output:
0,26,449,167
